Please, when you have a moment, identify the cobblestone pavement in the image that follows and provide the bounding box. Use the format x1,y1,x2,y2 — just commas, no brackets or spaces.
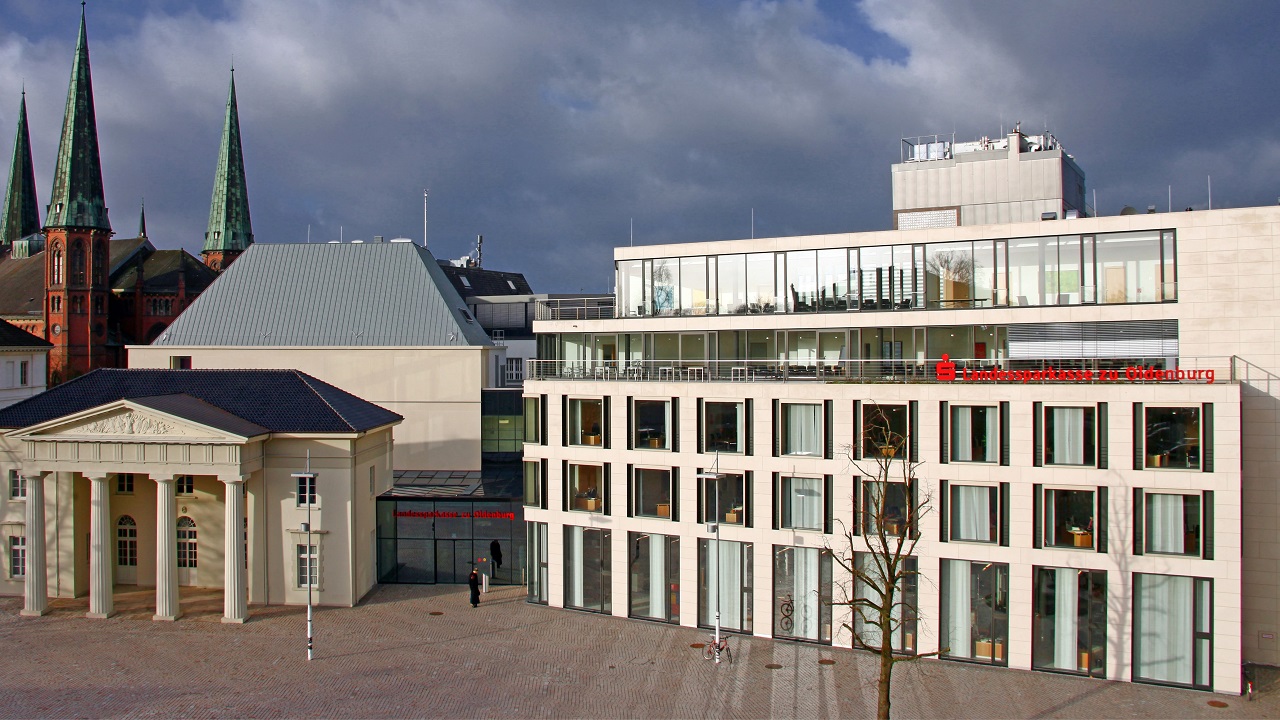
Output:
0,584,1276,719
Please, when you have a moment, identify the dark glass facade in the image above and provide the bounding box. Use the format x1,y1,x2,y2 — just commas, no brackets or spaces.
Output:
376,499,525,585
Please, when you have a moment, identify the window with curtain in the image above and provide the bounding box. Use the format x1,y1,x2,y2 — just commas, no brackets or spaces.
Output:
951,406,997,463
633,468,672,518
1134,573,1212,688
950,484,997,543
854,553,917,652
628,532,679,623
780,476,823,531
634,399,672,450
1045,406,1096,466
1032,567,1107,677
1044,488,1096,549
702,473,746,526
863,404,908,458
773,545,833,643
862,481,910,537
564,526,612,613
1145,493,1202,555
940,559,1009,665
781,403,822,456
698,539,753,633
704,401,745,453
1144,407,1201,469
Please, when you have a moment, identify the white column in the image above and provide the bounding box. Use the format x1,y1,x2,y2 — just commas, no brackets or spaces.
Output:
222,475,248,624
87,475,113,618
20,473,48,617
154,476,181,621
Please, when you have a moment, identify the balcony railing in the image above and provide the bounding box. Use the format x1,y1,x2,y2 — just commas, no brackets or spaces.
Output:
534,296,616,321
528,356,1235,384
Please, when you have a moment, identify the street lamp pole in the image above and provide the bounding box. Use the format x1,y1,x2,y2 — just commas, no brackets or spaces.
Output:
697,452,724,664
292,453,316,662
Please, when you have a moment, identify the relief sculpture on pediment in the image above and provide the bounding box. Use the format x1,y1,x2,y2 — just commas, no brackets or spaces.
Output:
81,412,175,435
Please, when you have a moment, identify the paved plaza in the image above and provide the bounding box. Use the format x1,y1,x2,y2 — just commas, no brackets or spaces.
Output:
0,584,1275,719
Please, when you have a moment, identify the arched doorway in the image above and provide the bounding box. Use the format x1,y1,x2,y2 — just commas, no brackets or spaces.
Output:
115,515,138,585
176,516,198,586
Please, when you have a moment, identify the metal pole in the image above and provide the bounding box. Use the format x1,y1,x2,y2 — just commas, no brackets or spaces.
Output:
293,454,316,662
713,469,721,664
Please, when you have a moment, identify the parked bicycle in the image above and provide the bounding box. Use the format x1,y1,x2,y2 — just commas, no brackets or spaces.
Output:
702,634,733,664
779,593,795,632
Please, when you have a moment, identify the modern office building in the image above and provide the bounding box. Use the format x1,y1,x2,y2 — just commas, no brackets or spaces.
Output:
522,168,1280,693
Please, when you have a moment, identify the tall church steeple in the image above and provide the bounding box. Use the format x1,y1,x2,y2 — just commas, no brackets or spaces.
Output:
45,6,110,232
203,69,253,272
0,91,41,251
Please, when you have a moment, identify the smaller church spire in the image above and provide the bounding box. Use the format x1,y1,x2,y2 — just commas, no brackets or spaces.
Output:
138,198,147,238
203,68,253,270
0,90,41,247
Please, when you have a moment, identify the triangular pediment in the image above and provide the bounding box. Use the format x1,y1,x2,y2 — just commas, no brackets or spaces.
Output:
9,401,252,444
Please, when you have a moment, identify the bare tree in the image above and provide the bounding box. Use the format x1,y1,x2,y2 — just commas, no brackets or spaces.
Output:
831,402,938,720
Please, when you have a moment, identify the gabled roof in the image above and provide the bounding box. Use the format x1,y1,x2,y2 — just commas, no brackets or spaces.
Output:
0,317,50,348
204,71,253,255
0,369,401,433
0,252,46,317
1,92,40,247
112,249,218,295
152,242,493,347
45,8,109,232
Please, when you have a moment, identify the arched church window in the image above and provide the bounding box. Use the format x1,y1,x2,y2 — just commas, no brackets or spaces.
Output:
70,240,85,285
51,244,63,285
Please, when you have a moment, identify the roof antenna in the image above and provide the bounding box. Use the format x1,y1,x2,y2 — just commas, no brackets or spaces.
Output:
751,208,755,239
422,189,429,249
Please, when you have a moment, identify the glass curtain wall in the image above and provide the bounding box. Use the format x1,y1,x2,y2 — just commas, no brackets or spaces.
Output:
1033,567,1107,677
1134,574,1213,688
698,539,753,633
817,248,848,310
565,526,612,613
941,559,1009,665
618,260,645,317
717,254,747,314
628,532,679,622
773,546,833,643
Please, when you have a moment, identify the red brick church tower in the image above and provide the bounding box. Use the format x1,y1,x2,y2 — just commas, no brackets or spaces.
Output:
44,7,112,380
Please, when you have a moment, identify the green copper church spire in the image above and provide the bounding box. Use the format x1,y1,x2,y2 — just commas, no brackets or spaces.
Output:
203,68,253,267
0,91,40,248
45,6,110,231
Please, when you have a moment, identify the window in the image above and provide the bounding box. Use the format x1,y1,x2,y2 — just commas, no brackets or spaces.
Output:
564,526,611,613
522,395,542,444
1043,488,1096,549
773,545,833,643
175,475,195,496
854,553,917,653
18,360,28,386
1033,567,1107,677
701,472,746,526
949,484,998,543
522,460,543,508
169,356,192,370
1140,492,1205,556
568,464,604,513
52,244,63,285
115,473,134,495
632,468,672,519
1045,406,1096,466
861,481,911,537
779,475,823,531
862,403,908,458
698,539,753,633
295,475,316,506
505,358,524,383
527,522,549,604
8,470,25,499
941,559,1009,665
290,544,317,588
116,516,138,567
628,532,679,623
633,399,672,450
176,517,197,568
1145,407,1201,470
1134,574,1212,689
8,535,26,578
781,403,822,456
568,398,605,447
950,406,997,463
703,401,745,454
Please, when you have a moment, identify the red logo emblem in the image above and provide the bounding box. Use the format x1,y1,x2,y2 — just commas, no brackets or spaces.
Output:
936,354,957,381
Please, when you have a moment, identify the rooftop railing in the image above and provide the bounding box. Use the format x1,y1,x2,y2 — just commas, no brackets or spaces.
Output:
528,356,1235,385
534,296,616,321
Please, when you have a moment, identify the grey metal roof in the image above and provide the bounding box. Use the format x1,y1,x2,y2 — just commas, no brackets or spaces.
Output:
152,242,492,347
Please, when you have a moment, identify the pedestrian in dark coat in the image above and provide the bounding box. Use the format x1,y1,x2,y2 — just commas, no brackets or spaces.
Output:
468,568,480,608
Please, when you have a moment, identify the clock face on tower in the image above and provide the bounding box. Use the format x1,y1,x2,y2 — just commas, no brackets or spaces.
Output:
51,324,61,336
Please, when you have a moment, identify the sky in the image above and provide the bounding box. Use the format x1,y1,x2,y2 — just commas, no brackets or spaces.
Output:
1,0,1279,293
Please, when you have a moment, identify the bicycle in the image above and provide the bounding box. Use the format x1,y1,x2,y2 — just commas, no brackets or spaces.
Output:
1243,664,1256,701
779,593,795,632
702,634,733,664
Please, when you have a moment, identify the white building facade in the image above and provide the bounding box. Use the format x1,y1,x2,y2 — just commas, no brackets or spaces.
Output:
522,205,1280,694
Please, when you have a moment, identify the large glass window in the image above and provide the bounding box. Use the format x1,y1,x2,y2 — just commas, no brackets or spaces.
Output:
1045,406,1096,466
862,403,907,458
779,476,823,531
745,253,776,313
1033,568,1107,677
859,246,893,310
564,526,611,613
633,468,672,519
785,250,817,312
941,559,1009,665
773,545,833,643
1044,488,1096,549
1134,574,1212,689
568,464,604,513
680,256,708,315
717,254,747,314
816,248,848,311
862,481,910,537
568,398,604,447
925,241,973,309
617,260,645,317
949,484,997,543
523,396,541,444
702,472,746,526
522,461,541,508
651,258,678,316
1145,493,1202,556
527,521,548,603
854,553,917,653
634,399,672,450
629,532,679,623
1144,407,1201,470
780,403,822,457
951,406,997,463
704,401,745,454
698,538,753,633
1097,231,1162,304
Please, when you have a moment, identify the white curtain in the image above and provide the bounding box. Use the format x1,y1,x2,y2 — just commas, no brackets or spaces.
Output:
795,547,820,640
953,408,972,462
790,477,822,530
955,485,991,542
648,535,666,619
946,559,972,658
982,408,998,462
1052,407,1085,464
569,527,584,607
716,541,742,629
1148,494,1184,554
787,404,821,455
1137,574,1194,684
857,557,904,650
1054,568,1079,670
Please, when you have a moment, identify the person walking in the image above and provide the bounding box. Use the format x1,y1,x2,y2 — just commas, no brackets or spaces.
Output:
468,567,480,608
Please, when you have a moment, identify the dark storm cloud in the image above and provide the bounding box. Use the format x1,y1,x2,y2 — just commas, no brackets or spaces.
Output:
1,0,1278,291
